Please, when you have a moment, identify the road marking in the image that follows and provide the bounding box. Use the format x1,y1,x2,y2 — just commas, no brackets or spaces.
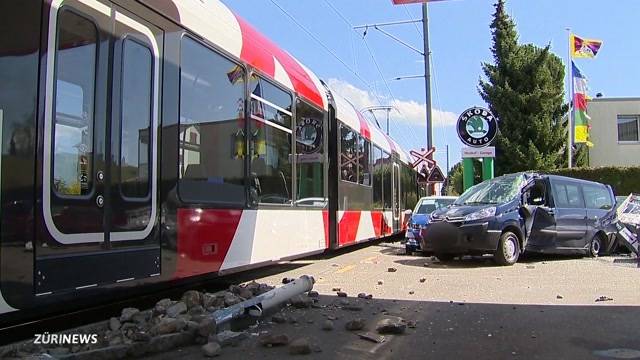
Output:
361,256,378,264
335,264,356,274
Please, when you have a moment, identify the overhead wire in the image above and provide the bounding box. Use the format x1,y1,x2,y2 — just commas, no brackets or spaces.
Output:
267,0,384,105
321,0,425,146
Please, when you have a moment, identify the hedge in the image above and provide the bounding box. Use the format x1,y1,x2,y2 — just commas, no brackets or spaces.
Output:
539,166,640,196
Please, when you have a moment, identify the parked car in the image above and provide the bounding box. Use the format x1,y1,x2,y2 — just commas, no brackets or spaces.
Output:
405,196,457,254
420,173,618,265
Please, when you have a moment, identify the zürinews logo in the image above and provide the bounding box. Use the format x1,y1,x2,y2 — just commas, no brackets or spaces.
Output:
456,107,498,148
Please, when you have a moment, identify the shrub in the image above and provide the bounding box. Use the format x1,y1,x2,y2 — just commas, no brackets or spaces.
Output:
539,166,640,196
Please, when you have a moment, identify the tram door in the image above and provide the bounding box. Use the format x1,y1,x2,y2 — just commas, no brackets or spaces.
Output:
36,0,162,294
392,163,401,231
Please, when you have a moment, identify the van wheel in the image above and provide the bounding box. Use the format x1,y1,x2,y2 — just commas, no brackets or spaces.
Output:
494,231,520,266
589,235,602,258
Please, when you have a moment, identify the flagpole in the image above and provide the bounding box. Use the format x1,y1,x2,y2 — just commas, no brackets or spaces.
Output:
566,28,573,168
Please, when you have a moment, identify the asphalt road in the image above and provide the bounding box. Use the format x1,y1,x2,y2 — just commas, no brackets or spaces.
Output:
148,241,640,360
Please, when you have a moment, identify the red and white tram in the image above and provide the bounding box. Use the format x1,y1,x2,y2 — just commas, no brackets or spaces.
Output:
0,0,420,323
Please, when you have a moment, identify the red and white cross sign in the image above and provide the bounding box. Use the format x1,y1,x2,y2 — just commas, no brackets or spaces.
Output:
410,147,436,170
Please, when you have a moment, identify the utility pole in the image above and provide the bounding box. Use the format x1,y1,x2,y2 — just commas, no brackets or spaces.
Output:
423,3,433,152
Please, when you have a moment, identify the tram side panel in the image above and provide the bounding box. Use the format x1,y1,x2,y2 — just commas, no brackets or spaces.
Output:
0,0,42,313
335,122,396,248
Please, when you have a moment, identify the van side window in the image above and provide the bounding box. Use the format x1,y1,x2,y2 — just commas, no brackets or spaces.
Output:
582,184,613,210
552,182,585,208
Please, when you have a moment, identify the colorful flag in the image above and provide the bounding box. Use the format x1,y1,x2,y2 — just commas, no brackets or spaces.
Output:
570,34,603,59
572,61,593,147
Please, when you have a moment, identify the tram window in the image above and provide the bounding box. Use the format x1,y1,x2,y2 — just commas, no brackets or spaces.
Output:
340,125,357,183
249,76,293,205
120,39,152,199
358,137,371,186
382,151,392,208
372,146,383,209
295,100,325,205
52,10,97,196
178,37,246,205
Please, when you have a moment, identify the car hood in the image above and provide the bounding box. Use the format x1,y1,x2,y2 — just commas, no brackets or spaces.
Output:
432,205,494,218
410,214,429,225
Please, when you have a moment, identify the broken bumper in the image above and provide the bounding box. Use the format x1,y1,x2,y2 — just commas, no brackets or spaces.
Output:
419,221,501,254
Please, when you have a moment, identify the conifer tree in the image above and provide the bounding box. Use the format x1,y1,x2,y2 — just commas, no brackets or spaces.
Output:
479,0,569,175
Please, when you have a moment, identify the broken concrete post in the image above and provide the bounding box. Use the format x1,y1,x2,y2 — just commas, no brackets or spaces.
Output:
210,275,315,326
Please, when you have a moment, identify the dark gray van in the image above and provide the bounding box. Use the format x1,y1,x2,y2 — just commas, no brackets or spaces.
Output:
420,173,618,265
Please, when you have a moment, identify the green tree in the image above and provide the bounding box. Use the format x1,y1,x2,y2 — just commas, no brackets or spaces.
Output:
446,160,482,195
479,0,569,175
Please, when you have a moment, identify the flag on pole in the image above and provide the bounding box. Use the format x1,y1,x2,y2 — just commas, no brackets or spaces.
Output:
570,34,603,59
572,61,593,147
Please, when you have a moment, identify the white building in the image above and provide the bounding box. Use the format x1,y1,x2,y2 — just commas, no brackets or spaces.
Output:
587,97,640,167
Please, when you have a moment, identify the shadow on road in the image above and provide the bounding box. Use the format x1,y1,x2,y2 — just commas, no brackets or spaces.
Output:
149,294,640,360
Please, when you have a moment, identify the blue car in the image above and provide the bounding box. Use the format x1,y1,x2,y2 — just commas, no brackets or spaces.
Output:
405,196,457,254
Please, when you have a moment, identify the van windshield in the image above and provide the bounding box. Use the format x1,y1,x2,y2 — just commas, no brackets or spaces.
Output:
454,175,525,206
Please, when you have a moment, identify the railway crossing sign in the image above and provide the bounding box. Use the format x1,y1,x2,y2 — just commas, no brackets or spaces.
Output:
410,147,436,171
427,165,445,183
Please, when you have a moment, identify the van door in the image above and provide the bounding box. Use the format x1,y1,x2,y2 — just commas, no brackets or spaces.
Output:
523,179,556,249
582,183,615,245
550,179,588,249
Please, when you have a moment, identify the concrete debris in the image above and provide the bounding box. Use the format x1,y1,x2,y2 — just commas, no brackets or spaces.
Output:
201,342,221,357
377,280,384,285
197,318,217,338
165,301,188,318
336,291,348,298
556,295,564,299
357,293,367,299
419,278,426,283
423,263,430,267
595,296,614,302
526,265,536,269
289,338,312,355
150,318,186,336
345,318,366,331
290,295,314,308
376,318,407,335
120,307,140,323
409,291,415,295
407,320,417,329
215,330,249,347
322,320,334,331
307,291,319,298
332,287,341,292
259,333,290,347
182,290,202,309
388,267,397,272
358,332,386,344
343,304,364,312
109,317,121,332
272,313,288,324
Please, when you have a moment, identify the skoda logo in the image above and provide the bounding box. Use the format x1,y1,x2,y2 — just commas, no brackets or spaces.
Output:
296,117,323,154
457,107,498,148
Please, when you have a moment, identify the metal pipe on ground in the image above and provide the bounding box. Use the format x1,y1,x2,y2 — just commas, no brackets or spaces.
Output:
211,275,315,326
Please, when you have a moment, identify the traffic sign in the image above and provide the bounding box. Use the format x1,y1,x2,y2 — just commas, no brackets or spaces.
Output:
427,165,445,183
410,147,436,170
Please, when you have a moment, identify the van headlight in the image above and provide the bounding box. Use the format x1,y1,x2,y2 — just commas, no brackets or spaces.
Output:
464,207,496,222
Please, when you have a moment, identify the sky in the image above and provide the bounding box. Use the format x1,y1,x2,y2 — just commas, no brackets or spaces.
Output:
223,0,640,171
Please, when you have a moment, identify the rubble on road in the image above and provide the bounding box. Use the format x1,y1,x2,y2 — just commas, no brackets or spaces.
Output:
358,332,386,344
376,317,408,335
288,338,312,355
0,277,323,359
345,318,366,331
595,296,614,302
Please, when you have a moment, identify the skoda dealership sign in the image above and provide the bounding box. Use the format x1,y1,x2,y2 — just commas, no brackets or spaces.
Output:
456,107,498,148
